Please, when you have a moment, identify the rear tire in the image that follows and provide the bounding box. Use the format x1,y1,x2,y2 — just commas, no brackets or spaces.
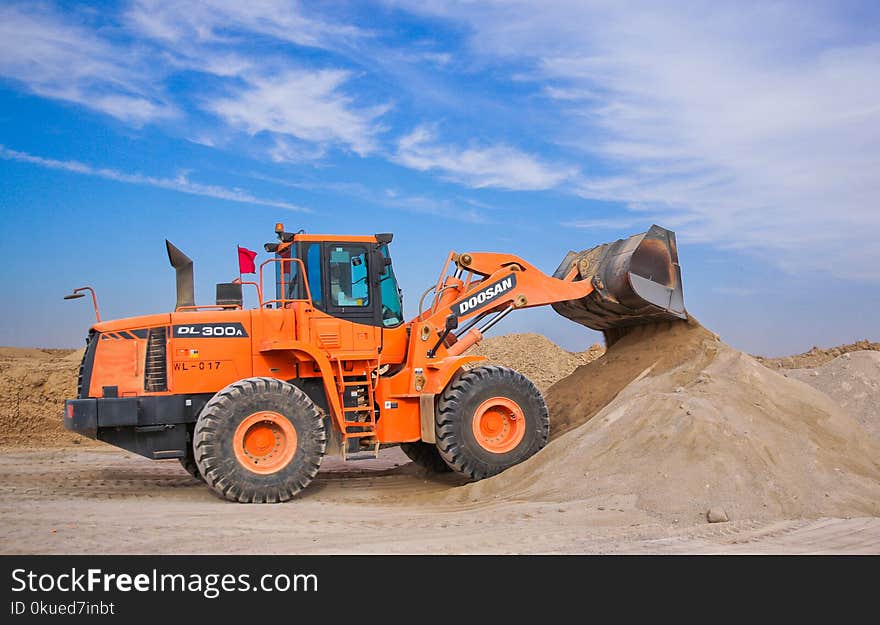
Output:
194,377,326,503
435,365,549,481
400,441,452,473
178,451,204,482
179,425,204,481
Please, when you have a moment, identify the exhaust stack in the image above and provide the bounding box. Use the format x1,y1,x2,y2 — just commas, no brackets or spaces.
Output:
165,240,194,310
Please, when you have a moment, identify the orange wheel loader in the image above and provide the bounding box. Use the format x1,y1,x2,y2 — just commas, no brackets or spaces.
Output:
63,224,685,503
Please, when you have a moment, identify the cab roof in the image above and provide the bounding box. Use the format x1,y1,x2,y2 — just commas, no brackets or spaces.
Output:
294,233,377,243
292,233,393,244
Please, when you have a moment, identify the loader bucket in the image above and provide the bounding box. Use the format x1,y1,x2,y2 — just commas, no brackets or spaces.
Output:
551,225,686,343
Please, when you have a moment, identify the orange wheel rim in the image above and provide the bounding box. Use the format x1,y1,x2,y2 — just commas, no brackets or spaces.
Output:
471,397,525,454
233,411,297,475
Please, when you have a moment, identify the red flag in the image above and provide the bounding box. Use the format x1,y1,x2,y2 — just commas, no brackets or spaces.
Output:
237,246,257,274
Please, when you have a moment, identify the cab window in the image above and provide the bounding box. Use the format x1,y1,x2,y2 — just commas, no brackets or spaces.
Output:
304,242,323,309
328,245,369,307
378,245,403,327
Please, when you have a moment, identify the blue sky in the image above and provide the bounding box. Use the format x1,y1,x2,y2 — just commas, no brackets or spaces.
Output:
1,0,878,356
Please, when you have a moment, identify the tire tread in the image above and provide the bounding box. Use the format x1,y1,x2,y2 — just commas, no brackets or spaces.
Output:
435,365,549,481
193,377,326,503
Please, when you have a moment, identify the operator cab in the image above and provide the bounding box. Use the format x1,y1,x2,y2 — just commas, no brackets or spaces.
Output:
267,227,404,328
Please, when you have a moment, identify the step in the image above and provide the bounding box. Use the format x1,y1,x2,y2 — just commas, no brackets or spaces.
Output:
342,405,374,413
342,430,376,438
341,451,381,462
342,439,380,461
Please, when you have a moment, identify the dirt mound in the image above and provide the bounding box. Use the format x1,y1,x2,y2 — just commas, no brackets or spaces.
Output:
546,318,718,440
62,348,86,363
466,333,603,391
0,347,55,360
784,351,880,441
0,348,97,447
757,340,880,369
449,319,880,523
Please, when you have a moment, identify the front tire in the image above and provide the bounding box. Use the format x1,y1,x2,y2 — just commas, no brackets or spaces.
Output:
194,377,326,503
435,366,549,481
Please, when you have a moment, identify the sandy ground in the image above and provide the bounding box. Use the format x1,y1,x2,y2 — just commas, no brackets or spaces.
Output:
2,446,878,555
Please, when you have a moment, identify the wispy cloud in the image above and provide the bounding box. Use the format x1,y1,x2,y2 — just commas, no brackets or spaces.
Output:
0,2,385,160
125,1,390,158
395,125,574,191
396,1,880,278
246,172,370,195
268,138,328,163
209,70,389,157
6,0,879,281
0,3,173,124
381,188,489,223
246,172,490,223
0,145,309,212
125,0,366,50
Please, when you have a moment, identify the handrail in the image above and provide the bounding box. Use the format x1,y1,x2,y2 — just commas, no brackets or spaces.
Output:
169,258,313,313
233,279,263,307
259,257,313,309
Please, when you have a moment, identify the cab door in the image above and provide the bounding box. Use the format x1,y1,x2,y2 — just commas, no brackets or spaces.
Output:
302,241,380,354
325,243,376,326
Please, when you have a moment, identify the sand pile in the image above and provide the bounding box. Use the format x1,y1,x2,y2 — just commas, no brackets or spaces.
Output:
546,319,719,441
451,319,880,523
785,352,880,441
467,333,603,391
0,346,95,447
757,340,880,369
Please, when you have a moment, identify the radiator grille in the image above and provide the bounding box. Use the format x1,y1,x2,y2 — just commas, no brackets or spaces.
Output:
144,327,168,392
76,330,97,399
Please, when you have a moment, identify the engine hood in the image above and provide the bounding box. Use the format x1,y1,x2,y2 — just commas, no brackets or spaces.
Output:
92,313,172,335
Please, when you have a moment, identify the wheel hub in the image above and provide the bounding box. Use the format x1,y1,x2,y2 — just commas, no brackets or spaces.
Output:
243,423,279,456
233,411,298,475
472,397,525,454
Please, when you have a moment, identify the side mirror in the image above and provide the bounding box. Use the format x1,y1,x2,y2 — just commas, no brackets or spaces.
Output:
63,286,101,322
445,314,459,331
